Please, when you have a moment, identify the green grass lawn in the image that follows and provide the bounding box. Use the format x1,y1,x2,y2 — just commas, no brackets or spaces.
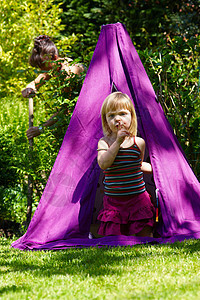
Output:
1,237,200,299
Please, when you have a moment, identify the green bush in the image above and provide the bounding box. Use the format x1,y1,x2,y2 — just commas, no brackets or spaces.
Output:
32,59,86,146
0,97,55,222
0,0,64,97
0,186,27,224
139,35,200,177
58,0,200,59
0,60,86,224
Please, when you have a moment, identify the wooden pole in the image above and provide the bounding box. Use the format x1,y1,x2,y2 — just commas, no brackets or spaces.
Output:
26,97,34,227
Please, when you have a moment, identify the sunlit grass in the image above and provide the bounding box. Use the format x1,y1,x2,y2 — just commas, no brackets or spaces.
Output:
1,237,200,299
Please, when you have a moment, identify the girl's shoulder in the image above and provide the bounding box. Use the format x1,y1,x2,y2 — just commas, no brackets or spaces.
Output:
134,136,145,152
62,57,85,75
135,136,145,144
98,137,110,149
60,57,71,72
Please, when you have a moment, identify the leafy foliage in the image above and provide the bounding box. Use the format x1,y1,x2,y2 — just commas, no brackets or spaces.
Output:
0,0,64,96
0,98,45,222
139,35,200,176
33,59,86,147
0,186,27,224
58,0,200,59
0,61,86,223
0,0,86,223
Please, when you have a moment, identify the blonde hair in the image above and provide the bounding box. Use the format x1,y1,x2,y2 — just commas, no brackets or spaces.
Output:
101,92,137,137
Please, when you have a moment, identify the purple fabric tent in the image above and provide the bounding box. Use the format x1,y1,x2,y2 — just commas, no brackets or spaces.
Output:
12,23,200,250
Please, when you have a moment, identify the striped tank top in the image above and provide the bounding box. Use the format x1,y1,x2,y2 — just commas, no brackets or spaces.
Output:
103,141,146,197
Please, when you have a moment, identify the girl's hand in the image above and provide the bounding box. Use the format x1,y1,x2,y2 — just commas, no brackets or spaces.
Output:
22,88,36,98
116,124,130,145
26,127,41,139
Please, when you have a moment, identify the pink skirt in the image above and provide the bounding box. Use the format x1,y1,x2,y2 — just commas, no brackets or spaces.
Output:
97,191,155,236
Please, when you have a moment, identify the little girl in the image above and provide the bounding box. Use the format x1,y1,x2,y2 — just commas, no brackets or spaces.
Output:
22,35,84,139
97,92,155,237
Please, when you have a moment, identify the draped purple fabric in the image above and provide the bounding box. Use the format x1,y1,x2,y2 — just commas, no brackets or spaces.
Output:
12,23,200,250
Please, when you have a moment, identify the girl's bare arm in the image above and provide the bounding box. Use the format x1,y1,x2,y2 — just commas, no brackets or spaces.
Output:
141,162,153,174
22,73,50,97
136,137,153,174
97,139,120,170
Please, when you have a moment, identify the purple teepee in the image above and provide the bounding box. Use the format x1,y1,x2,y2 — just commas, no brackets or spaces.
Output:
12,23,200,250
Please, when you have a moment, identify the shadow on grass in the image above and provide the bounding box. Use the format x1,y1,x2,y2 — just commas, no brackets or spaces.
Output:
0,284,29,296
1,238,200,280
165,238,200,253
2,246,140,278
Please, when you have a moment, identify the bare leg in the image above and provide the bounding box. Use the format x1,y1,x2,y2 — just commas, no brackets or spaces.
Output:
136,226,153,237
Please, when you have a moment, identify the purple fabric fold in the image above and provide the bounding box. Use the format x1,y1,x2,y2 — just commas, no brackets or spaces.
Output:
12,23,200,250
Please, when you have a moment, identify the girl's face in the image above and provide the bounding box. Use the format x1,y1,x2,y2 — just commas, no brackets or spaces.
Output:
40,55,58,71
106,108,132,134
40,59,53,71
